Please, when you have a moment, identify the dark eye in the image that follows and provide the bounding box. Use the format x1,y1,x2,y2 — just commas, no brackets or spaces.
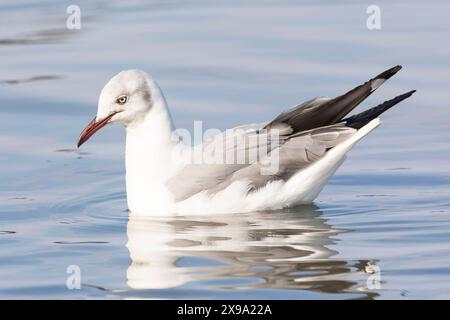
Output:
116,95,128,105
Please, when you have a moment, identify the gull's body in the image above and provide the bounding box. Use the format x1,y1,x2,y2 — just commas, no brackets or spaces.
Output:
78,66,415,216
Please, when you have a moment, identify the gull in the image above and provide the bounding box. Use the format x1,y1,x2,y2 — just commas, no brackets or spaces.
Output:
77,65,415,215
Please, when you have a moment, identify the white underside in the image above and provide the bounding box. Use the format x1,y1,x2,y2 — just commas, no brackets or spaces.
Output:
126,114,381,216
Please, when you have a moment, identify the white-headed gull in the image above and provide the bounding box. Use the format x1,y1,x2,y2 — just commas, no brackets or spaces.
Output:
78,66,415,215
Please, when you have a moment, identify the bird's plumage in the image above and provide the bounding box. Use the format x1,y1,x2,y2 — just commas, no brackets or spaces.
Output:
78,66,415,215
264,65,402,133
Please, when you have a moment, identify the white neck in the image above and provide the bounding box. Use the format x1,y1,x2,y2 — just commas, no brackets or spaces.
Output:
125,83,178,215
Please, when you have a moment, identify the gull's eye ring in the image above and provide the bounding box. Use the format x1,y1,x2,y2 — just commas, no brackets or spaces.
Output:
116,95,128,105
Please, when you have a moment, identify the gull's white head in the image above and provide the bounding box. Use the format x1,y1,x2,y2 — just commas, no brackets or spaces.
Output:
77,69,156,147
97,69,152,125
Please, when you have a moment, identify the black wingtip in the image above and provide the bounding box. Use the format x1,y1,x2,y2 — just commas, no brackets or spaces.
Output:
404,89,416,96
344,89,416,129
375,65,402,80
392,89,416,102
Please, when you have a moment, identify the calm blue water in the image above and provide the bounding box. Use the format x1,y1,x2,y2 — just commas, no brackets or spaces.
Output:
1,0,450,299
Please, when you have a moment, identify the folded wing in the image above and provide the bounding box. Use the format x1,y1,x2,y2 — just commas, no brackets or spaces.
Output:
167,66,415,202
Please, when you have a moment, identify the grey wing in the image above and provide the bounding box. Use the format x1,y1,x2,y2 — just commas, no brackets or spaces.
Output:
168,66,409,201
188,124,357,196
220,86,416,193
166,122,290,201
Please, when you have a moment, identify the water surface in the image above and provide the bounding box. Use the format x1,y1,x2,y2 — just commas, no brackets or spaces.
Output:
1,0,450,299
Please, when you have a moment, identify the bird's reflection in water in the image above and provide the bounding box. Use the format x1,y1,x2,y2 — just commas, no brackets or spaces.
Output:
126,205,379,299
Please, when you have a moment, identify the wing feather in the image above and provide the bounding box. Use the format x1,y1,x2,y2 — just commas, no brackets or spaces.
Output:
168,124,356,201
